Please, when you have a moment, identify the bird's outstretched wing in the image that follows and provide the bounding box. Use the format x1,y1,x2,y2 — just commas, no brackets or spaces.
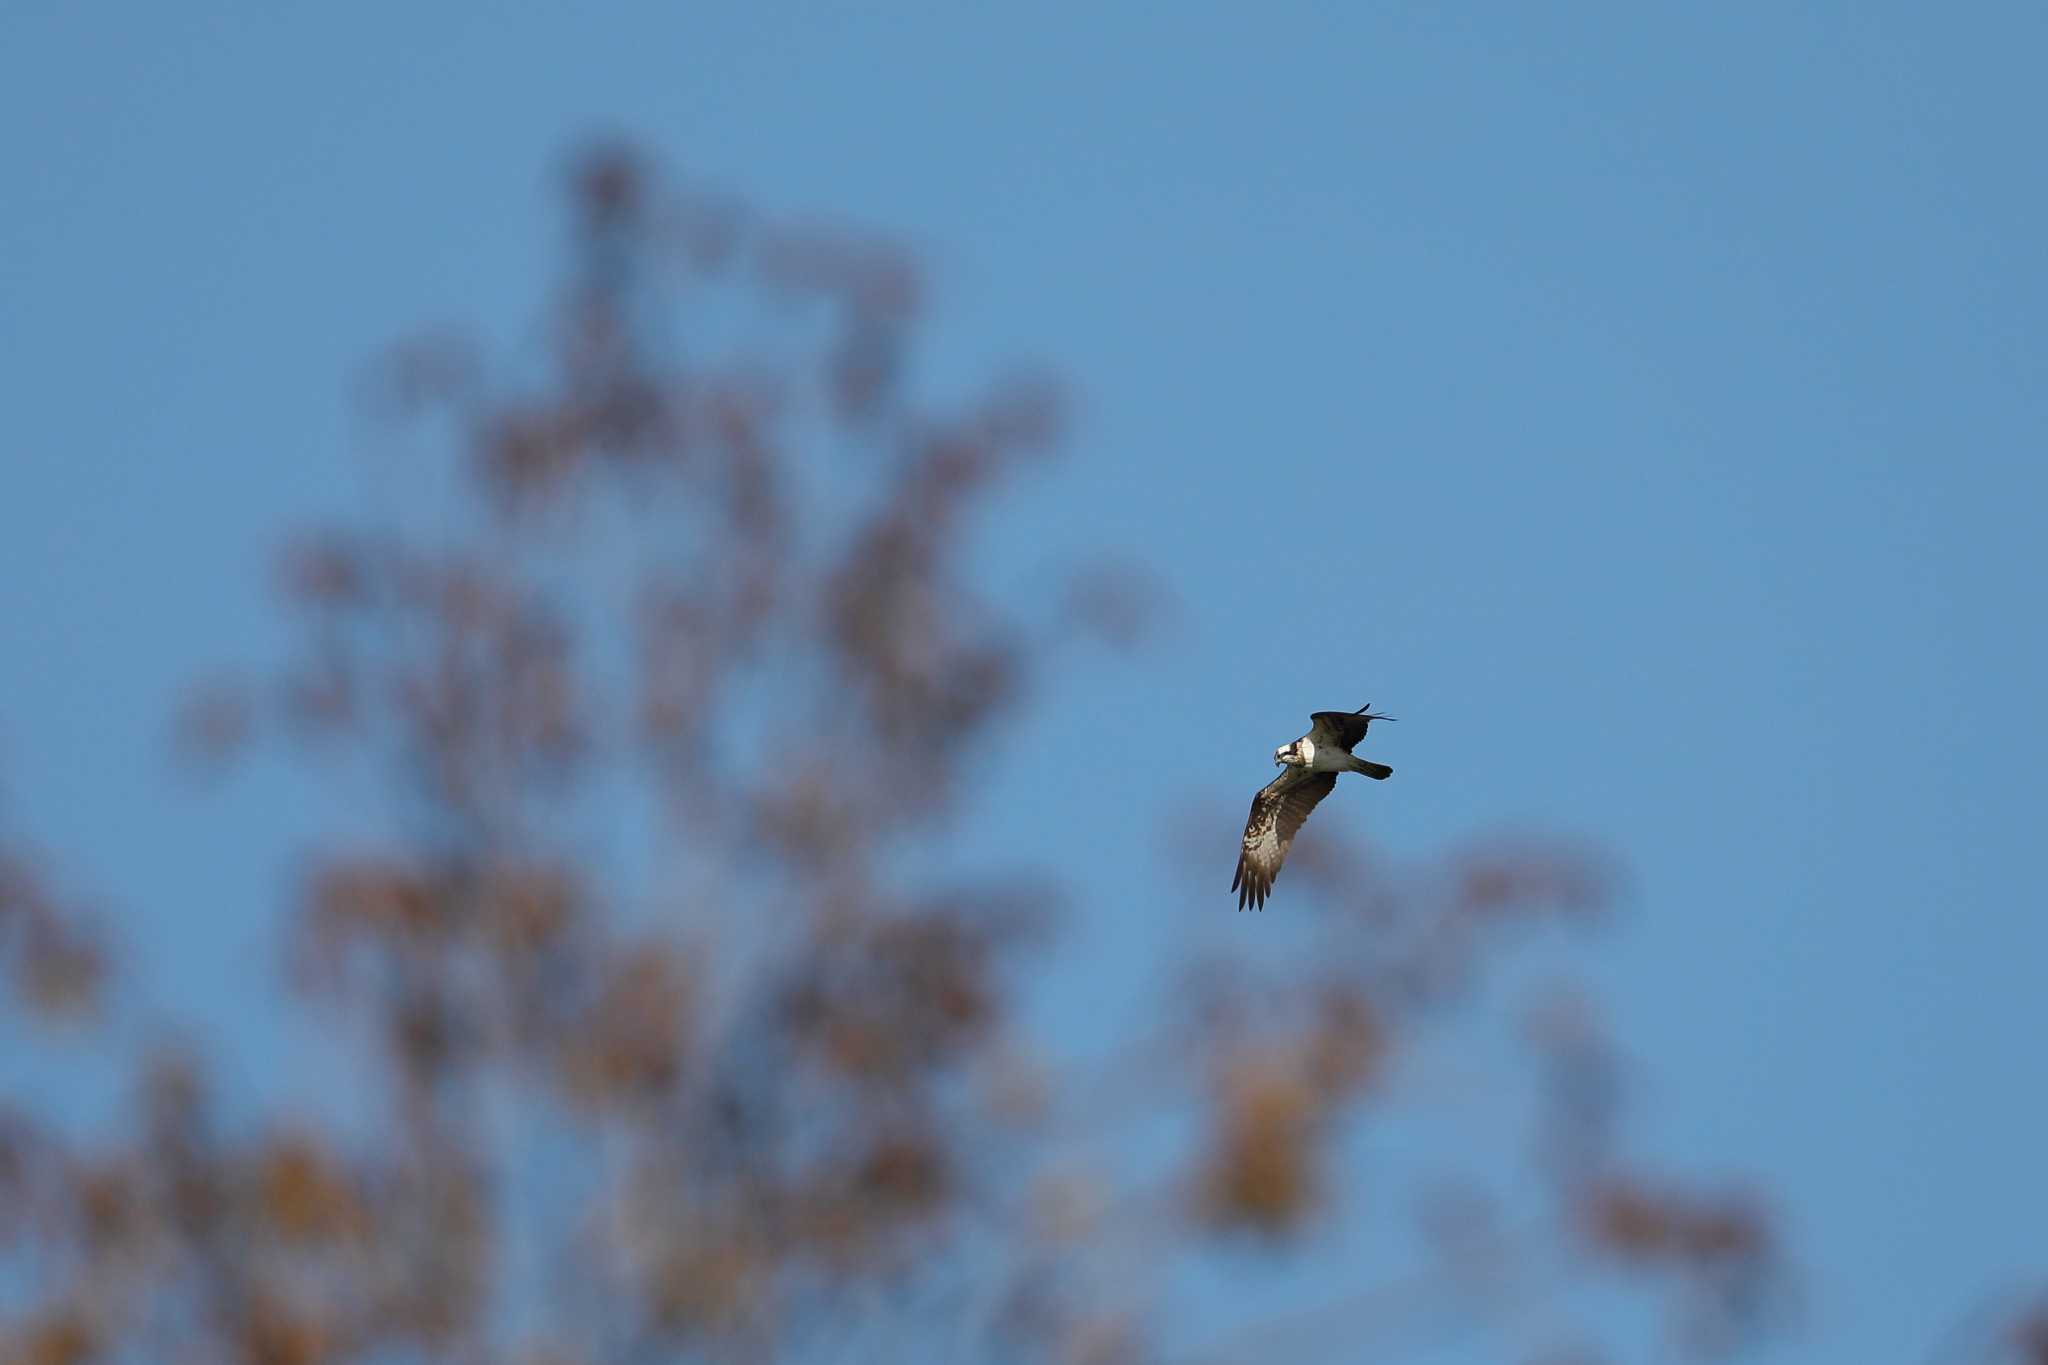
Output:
1232,769,1337,911
1308,703,1394,753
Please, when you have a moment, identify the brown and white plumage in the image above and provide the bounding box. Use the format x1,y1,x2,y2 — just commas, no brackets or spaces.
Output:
1232,769,1337,911
1232,703,1394,911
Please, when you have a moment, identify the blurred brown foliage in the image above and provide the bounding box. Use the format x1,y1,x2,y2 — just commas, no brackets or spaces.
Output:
0,844,106,1023
1922,1289,2048,1365
0,141,1891,1364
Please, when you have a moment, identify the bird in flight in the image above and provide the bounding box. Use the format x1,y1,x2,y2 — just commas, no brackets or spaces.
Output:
1233,704,1395,911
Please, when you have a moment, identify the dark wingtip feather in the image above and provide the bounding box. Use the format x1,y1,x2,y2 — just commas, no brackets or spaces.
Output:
1233,857,1269,911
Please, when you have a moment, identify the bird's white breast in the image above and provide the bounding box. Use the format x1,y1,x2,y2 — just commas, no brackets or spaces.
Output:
1305,736,1349,773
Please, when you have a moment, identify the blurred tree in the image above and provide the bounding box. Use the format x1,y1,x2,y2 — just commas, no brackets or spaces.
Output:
0,142,1817,1365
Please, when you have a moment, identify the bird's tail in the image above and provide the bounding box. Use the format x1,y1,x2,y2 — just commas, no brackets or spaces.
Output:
1348,757,1393,780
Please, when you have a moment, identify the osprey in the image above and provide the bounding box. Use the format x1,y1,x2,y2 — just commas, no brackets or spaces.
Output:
1232,704,1395,911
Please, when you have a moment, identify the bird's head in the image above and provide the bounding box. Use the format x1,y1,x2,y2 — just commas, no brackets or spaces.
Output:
1274,738,1314,769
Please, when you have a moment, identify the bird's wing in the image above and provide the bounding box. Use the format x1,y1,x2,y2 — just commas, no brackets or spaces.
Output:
1308,705,1391,753
1232,770,1338,911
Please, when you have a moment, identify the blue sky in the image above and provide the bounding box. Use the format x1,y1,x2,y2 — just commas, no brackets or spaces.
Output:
4,3,2046,1359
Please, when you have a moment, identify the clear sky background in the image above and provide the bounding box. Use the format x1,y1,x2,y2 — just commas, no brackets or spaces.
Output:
4,3,2045,1361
